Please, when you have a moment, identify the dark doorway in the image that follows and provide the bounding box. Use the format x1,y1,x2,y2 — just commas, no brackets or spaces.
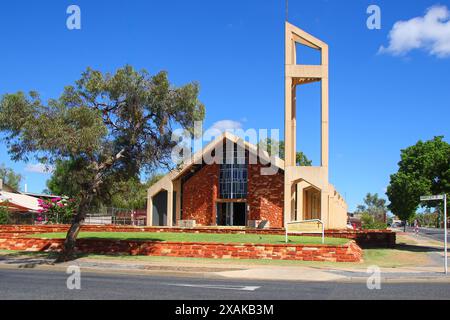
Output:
172,191,177,226
216,202,246,226
152,190,167,226
233,202,246,226
216,202,228,226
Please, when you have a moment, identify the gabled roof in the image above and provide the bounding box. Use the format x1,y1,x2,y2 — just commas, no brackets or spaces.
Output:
148,132,284,196
172,131,285,181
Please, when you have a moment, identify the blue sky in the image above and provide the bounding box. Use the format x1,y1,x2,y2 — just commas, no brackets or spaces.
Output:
0,0,449,211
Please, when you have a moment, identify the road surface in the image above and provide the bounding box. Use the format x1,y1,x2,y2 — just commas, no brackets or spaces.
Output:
403,227,450,243
1,268,450,300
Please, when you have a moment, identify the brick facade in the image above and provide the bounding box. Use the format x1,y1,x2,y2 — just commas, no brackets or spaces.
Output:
180,160,285,228
247,163,284,228
182,164,219,226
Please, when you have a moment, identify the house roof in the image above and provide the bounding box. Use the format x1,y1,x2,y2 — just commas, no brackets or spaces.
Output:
0,191,40,212
22,192,62,199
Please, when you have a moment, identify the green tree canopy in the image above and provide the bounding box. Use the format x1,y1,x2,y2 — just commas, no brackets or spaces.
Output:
45,159,84,197
258,138,312,166
386,136,450,226
109,174,164,210
0,65,205,259
0,164,22,190
46,159,165,210
355,193,388,223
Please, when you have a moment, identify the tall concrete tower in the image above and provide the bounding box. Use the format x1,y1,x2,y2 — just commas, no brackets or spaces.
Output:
284,22,347,229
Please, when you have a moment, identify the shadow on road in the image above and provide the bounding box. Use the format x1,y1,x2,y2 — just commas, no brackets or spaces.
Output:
0,251,60,268
394,243,442,253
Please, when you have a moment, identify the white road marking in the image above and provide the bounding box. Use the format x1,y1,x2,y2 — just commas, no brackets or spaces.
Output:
165,283,260,291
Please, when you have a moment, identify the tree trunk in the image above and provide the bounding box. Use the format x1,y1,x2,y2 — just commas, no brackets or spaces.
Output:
55,193,93,262
54,155,121,263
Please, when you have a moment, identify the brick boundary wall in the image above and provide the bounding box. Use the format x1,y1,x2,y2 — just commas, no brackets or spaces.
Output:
0,237,363,262
0,225,395,248
304,230,396,248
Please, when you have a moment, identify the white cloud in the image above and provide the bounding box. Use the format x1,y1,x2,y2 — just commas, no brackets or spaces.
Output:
379,5,450,58
209,120,243,133
25,163,54,174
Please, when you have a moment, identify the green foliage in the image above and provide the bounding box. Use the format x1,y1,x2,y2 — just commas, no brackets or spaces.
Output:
415,210,439,228
0,164,22,190
360,212,387,230
258,138,312,166
0,206,10,225
386,136,450,223
45,159,84,197
46,158,164,210
109,174,164,210
37,197,77,224
355,193,388,223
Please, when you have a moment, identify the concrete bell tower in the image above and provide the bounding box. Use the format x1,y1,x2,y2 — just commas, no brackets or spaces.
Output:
284,22,334,228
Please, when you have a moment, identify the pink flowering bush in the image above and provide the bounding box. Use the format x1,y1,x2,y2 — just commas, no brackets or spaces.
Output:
37,197,77,224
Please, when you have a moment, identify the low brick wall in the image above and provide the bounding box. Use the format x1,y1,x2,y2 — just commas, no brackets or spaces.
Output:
0,237,363,262
0,225,395,248
307,230,396,248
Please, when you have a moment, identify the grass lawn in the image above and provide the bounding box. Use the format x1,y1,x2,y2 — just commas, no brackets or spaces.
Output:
27,231,349,246
360,248,429,268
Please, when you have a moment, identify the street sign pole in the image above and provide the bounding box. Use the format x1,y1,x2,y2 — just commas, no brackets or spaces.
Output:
444,194,448,275
420,194,447,275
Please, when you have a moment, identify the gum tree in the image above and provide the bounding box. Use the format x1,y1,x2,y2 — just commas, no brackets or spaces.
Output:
0,65,205,260
355,193,388,223
0,164,22,190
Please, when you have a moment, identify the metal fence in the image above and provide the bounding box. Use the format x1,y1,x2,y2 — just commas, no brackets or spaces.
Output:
8,212,36,225
84,207,147,226
5,207,147,226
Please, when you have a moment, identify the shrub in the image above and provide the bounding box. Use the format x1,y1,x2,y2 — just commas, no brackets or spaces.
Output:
37,197,77,224
361,212,387,230
0,206,10,225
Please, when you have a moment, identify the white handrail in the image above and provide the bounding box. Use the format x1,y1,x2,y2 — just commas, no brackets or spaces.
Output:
285,219,325,244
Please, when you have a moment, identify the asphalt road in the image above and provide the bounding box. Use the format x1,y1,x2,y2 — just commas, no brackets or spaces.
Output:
403,227,450,243
1,268,450,300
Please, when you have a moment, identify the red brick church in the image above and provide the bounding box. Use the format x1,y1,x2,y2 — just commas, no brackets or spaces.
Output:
147,132,285,228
